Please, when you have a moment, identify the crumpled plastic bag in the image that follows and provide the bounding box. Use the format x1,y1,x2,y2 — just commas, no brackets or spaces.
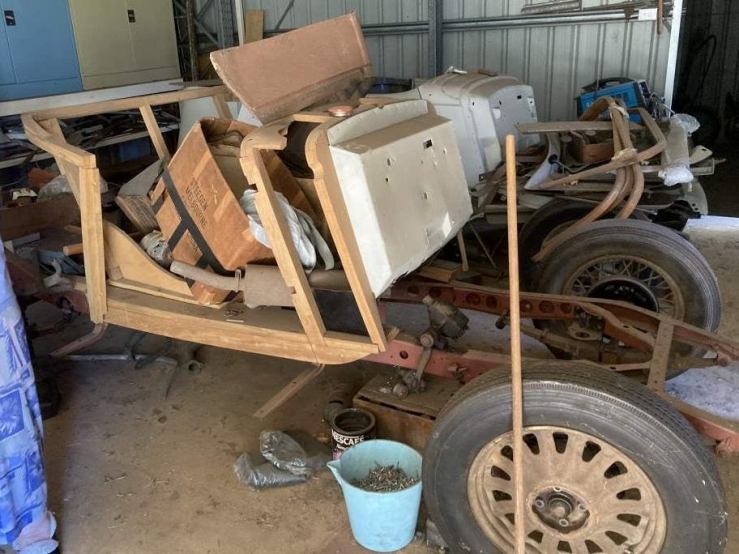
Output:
233,453,309,489
670,113,700,135
234,431,331,490
240,189,334,271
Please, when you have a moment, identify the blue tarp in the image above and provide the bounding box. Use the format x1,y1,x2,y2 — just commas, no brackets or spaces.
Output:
0,243,56,554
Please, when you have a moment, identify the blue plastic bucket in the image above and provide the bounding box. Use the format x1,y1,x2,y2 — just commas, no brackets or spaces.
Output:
327,439,423,552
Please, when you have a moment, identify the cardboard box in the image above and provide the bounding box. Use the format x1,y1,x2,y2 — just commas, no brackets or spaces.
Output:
150,118,312,305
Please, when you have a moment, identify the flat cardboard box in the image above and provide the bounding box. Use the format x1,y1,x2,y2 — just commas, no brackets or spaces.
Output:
150,118,313,305
210,13,372,124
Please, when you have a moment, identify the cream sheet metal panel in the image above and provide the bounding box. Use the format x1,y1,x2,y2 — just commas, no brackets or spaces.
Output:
328,100,472,296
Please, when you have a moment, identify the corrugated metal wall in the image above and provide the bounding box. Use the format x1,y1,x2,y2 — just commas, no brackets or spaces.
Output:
442,1,675,119
208,0,680,119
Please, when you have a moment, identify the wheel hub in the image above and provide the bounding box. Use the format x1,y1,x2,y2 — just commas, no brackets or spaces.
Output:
532,487,589,533
564,255,684,320
588,277,658,312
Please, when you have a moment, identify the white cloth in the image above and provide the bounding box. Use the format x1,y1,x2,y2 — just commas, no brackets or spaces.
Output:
240,189,334,271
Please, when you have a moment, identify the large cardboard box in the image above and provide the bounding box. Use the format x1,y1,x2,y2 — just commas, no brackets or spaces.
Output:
150,118,313,305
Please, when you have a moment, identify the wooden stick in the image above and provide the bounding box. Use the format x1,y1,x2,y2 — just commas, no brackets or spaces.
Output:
456,231,469,272
505,134,526,553
62,242,83,256
253,364,326,418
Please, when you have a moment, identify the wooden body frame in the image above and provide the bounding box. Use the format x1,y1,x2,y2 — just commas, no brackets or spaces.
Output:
22,86,386,365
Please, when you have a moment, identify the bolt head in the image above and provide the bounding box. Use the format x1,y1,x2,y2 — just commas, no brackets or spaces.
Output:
559,518,569,527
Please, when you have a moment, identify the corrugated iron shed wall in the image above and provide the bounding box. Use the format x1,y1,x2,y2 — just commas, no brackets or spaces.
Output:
200,0,681,119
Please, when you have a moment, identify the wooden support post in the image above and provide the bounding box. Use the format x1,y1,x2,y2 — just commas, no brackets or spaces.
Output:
241,148,327,346
253,364,326,418
212,94,232,120
456,231,469,272
505,134,526,554
79,167,107,322
244,9,264,43
139,105,170,162
647,322,673,392
305,125,387,349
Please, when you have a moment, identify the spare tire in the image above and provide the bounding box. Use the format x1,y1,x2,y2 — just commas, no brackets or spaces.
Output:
423,361,727,553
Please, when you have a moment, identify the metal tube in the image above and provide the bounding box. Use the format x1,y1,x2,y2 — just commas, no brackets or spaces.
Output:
428,0,444,77
264,8,639,37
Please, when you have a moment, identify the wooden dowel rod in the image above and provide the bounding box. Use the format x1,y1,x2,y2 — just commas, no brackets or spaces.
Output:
505,134,526,554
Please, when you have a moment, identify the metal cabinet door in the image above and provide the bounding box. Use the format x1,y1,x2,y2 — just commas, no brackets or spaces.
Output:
68,0,136,78
125,0,178,71
0,9,15,85
1,0,80,83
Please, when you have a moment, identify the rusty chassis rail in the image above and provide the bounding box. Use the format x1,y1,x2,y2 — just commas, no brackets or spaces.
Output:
366,279,739,453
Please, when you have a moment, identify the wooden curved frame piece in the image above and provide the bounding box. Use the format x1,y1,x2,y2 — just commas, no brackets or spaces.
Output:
103,222,196,304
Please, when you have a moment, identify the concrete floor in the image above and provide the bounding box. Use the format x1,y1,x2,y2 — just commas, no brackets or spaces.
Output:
29,208,739,551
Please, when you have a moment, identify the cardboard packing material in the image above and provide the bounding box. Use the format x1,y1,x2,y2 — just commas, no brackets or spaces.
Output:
150,118,315,305
210,13,372,124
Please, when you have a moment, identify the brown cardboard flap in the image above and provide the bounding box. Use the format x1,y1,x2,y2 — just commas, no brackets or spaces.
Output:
150,117,318,305
210,13,372,124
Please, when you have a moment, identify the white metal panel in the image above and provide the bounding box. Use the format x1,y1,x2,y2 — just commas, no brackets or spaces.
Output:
328,100,472,295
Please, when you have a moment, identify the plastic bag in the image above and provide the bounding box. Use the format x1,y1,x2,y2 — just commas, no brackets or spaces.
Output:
233,453,308,490
240,189,334,271
260,430,330,477
234,431,331,490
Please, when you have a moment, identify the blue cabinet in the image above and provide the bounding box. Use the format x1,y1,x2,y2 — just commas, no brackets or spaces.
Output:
0,0,82,101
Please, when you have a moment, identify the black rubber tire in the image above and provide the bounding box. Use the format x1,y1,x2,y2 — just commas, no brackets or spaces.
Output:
536,219,722,329
423,361,727,554
518,199,647,289
535,219,721,361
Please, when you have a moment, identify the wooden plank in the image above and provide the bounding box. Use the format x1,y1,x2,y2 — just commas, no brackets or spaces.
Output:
354,374,461,452
63,243,84,256
31,85,229,121
417,260,462,283
240,147,327,345
114,196,158,234
139,105,170,162
103,286,377,364
244,10,264,43
211,94,232,120
79,167,107,322
647,322,674,391
0,196,79,241
253,363,326,418
305,123,387,349
23,115,95,169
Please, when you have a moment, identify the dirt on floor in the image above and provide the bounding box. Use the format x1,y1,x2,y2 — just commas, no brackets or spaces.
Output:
28,200,739,553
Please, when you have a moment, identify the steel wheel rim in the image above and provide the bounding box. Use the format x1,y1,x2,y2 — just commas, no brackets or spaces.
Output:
467,426,667,553
563,254,685,320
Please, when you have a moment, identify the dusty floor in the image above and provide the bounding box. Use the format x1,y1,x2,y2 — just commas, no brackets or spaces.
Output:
28,211,739,551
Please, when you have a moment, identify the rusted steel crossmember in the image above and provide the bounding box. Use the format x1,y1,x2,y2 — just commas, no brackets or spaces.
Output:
366,280,739,453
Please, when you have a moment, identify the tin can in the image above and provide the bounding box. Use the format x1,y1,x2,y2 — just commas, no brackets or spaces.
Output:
330,408,376,459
